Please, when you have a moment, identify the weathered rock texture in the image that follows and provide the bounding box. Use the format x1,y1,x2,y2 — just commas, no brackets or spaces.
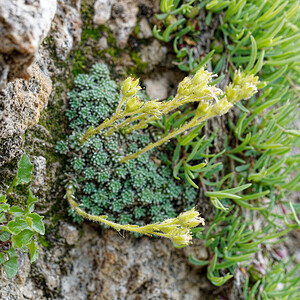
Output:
0,63,52,165
0,224,211,300
94,0,115,25
0,0,57,89
109,0,139,48
52,0,82,59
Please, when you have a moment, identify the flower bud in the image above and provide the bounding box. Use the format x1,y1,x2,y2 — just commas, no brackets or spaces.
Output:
177,208,205,228
226,70,259,103
158,224,178,234
192,68,213,86
170,228,192,245
196,101,210,117
177,77,193,96
121,77,141,97
142,101,161,114
124,96,143,113
212,97,233,115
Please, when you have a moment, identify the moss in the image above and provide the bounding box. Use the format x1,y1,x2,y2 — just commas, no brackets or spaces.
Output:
129,51,148,75
38,235,50,248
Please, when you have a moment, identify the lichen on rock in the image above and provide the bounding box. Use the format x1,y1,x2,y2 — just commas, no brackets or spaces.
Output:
0,0,56,89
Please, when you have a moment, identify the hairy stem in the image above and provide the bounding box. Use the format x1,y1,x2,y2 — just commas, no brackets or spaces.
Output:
120,113,211,163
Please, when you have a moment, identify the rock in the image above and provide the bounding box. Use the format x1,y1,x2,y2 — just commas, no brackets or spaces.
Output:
137,18,153,39
60,225,206,300
0,135,24,168
34,246,62,292
140,39,168,70
97,36,109,50
52,0,82,59
0,63,52,166
32,156,47,192
59,222,79,245
144,76,169,100
93,0,115,25
0,0,56,89
109,0,138,48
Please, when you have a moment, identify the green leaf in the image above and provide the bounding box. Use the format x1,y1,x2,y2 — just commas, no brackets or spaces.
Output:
7,218,29,235
224,248,251,262
0,203,10,213
189,254,209,266
187,162,206,172
12,229,34,248
0,212,6,223
9,206,25,217
6,247,17,258
3,257,18,279
207,271,233,286
28,240,39,262
0,252,5,264
0,194,7,203
245,35,257,72
173,159,183,180
210,197,229,211
184,168,198,188
26,189,38,213
27,213,45,235
16,154,34,185
205,191,242,200
208,253,218,273
0,230,10,242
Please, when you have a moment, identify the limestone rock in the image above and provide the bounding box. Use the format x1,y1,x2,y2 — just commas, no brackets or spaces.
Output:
109,0,138,48
60,225,207,300
52,0,82,59
31,156,47,192
93,0,115,25
59,222,80,245
0,63,52,166
140,39,168,70
137,18,153,39
0,0,57,89
144,77,169,100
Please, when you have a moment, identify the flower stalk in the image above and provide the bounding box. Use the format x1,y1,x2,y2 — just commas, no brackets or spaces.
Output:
80,68,259,162
67,184,205,245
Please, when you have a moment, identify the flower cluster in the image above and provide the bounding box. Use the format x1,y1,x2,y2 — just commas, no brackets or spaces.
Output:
59,63,197,225
159,208,205,245
226,70,259,103
79,67,259,163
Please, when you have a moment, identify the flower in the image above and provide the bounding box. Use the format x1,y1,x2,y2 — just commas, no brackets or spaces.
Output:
121,77,141,97
226,70,259,103
124,96,143,114
177,208,205,228
170,228,193,245
212,97,233,116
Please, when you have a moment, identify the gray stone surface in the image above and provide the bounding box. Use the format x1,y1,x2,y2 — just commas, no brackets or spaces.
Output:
0,63,52,165
0,224,210,299
109,0,138,48
93,0,115,25
137,18,153,39
52,0,82,59
59,225,208,300
140,39,168,70
0,0,57,89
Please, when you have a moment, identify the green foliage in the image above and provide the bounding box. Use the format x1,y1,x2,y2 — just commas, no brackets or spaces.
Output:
155,0,299,76
154,0,300,294
244,259,300,299
0,154,44,279
60,63,196,224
